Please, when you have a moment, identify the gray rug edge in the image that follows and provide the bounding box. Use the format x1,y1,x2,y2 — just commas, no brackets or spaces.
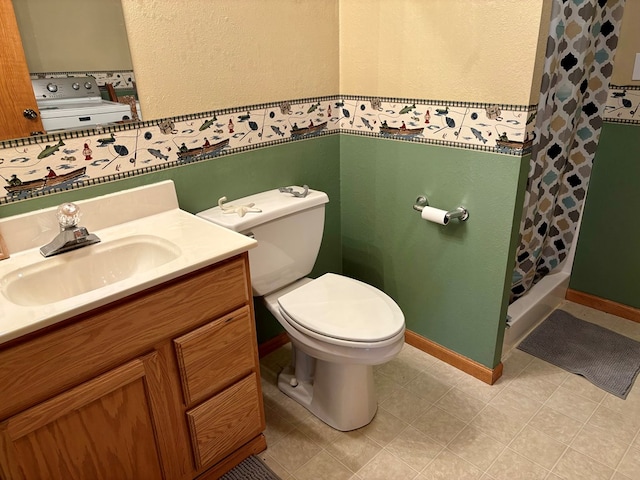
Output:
220,454,281,480
517,309,640,399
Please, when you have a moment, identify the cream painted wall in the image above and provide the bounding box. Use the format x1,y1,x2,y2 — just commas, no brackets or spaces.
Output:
339,0,548,105
121,0,340,120
612,0,640,86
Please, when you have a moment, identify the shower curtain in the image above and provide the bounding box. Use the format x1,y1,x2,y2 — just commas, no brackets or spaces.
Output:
510,0,626,302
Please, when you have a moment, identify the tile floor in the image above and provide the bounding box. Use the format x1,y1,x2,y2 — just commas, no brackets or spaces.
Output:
257,300,640,480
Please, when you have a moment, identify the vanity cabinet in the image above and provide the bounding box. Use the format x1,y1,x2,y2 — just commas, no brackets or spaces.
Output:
0,253,266,480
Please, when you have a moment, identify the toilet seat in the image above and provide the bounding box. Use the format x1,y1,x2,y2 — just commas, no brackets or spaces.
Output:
277,273,405,345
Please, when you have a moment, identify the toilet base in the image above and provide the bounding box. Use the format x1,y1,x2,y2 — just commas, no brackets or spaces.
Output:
277,352,377,431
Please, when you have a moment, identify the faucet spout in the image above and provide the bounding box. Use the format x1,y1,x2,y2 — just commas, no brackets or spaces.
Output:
40,227,100,257
39,202,101,257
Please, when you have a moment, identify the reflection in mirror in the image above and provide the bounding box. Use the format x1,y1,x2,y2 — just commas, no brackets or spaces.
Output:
11,0,141,134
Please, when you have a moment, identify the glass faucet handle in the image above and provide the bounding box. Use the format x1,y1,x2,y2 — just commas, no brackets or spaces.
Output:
57,202,81,228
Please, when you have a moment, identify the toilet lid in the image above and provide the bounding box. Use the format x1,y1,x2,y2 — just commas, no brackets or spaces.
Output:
277,273,405,342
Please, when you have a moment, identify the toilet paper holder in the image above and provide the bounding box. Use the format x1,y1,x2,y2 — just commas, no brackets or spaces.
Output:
413,195,469,223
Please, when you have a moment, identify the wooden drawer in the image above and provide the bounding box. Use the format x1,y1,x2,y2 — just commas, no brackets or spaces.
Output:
186,373,264,469
174,306,256,406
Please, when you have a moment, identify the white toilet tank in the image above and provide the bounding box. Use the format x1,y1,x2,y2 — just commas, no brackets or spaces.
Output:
197,187,329,296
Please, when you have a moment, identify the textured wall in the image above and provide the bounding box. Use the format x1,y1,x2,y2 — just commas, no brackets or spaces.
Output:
121,0,340,120
612,0,640,86
339,0,548,105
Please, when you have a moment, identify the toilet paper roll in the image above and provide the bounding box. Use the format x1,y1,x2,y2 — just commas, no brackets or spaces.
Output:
420,206,450,225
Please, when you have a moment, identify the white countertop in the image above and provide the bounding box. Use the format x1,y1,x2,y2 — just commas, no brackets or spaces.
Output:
0,181,256,345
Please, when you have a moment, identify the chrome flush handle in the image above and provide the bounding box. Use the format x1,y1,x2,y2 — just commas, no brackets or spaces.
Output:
278,185,309,198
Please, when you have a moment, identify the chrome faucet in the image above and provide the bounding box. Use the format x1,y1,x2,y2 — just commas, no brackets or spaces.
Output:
40,203,100,257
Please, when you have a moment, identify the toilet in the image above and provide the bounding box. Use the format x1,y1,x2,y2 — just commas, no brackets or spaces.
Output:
197,186,405,431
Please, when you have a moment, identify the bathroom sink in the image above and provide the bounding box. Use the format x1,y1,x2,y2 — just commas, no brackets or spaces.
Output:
1,235,181,306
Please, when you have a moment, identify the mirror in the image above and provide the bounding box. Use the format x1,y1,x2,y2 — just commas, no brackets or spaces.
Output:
11,0,140,133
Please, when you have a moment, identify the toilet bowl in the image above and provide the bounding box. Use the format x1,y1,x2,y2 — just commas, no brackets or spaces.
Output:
197,186,406,431
263,273,405,431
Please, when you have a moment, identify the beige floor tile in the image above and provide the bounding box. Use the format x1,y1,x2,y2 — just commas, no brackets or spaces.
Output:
259,451,294,480
385,425,444,471
267,427,322,472
295,412,342,448
405,371,452,404
416,449,483,480
486,448,548,480
523,358,570,386
325,429,382,472
601,389,640,419
587,404,640,445
488,385,543,422
455,373,506,403
435,387,487,423
412,405,467,446
426,358,468,386
570,423,629,469
501,349,535,378
528,406,583,444
376,354,422,386
262,384,313,425
552,447,614,480
259,305,640,480
545,473,563,480
447,425,506,471
544,386,598,423
360,407,408,446
263,404,297,445
509,425,566,471
560,374,607,403
380,386,432,424
616,444,640,479
470,404,527,445
356,449,418,480
611,473,635,480
398,343,438,371
293,450,353,480
508,369,560,404
374,370,404,402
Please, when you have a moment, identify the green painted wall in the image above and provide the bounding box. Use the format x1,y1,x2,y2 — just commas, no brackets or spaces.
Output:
339,135,528,367
0,136,343,343
1,132,531,365
570,122,640,308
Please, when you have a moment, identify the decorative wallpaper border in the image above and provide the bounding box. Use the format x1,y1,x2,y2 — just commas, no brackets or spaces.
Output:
1,85,635,205
603,85,640,124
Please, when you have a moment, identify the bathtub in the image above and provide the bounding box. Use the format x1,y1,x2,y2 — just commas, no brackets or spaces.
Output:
502,268,570,355
502,208,584,357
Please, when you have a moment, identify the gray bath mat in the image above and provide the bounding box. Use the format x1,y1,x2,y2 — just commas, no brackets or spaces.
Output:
220,455,281,480
517,309,640,399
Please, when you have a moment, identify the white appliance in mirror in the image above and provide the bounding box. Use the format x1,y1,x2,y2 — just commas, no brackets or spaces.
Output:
32,77,133,132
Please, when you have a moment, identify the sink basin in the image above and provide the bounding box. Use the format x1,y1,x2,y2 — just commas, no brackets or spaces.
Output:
1,235,181,306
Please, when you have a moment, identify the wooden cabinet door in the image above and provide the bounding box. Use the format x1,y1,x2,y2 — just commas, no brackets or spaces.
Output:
0,355,166,480
0,0,44,141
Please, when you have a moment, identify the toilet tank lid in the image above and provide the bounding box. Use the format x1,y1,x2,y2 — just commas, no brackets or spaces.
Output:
196,186,329,232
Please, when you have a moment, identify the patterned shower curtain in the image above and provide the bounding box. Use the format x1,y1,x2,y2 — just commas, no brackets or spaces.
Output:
511,0,626,302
